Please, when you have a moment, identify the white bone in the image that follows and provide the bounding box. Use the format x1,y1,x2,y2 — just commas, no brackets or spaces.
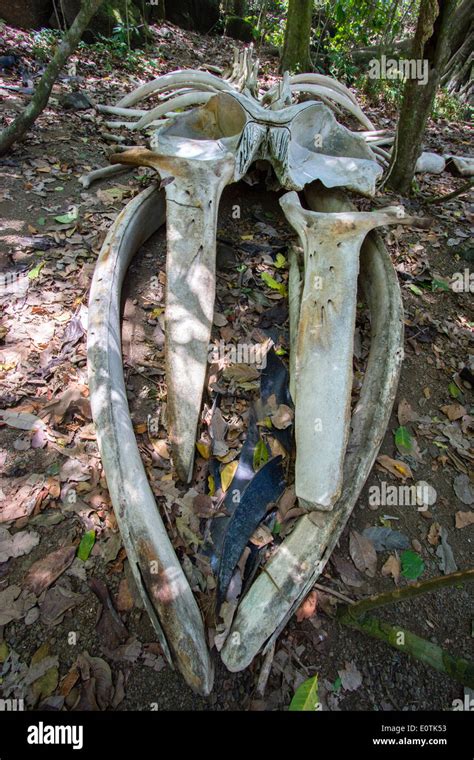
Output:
88,185,213,694
290,83,375,130
220,184,407,672
280,190,423,511
116,70,234,108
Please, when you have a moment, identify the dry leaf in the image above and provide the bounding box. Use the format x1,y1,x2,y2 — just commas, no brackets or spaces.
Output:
440,404,466,422
455,511,474,529
381,554,400,583
271,404,294,430
349,530,377,577
295,589,317,622
376,455,413,481
24,546,76,596
427,522,441,545
398,399,419,426
221,460,238,492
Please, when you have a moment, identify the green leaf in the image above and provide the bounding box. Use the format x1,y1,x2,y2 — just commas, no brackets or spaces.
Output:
401,550,424,580
28,261,45,280
448,382,461,399
394,426,413,457
261,271,287,296
332,676,342,693
274,253,287,269
77,529,96,561
37,216,46,226
253,438,269,471
289,675,319,711
409,284,423,296
431,278,450,292
54,207,78,224
275,346,287,356
272,521,282,536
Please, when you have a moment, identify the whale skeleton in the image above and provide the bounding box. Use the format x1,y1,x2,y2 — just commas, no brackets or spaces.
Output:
87,60,429,693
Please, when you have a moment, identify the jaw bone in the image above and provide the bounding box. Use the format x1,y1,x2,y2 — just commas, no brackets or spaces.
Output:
279,191,426,511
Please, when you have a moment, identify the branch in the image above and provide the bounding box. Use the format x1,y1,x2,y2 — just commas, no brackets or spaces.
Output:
337,568,474,688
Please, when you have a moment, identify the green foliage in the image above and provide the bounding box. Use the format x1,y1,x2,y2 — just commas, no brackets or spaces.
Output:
289,675,319,711
432,90,465,122
78,36,148,73
31,29,62,62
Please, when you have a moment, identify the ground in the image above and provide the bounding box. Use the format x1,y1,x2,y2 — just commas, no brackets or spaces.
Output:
0,21,473,712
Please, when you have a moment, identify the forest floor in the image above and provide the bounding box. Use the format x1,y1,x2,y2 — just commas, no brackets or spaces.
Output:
0,21,473,712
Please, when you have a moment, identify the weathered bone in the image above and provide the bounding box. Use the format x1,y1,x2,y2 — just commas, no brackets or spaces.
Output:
116,70,234,108
111,91,382,479
220,184,407,672
110,95,245,481
279,191,423,511
87,185,213,694
289,84,375,130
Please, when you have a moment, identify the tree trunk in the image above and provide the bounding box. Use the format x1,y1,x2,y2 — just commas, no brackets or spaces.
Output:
388,0,457,195
280,0,313,74
0,0,105,157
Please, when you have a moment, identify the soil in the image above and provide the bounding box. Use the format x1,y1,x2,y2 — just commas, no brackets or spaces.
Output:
0,21,473,712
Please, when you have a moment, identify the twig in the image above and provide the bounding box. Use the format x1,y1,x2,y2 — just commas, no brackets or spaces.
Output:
423,178,473,204
312,582,355,605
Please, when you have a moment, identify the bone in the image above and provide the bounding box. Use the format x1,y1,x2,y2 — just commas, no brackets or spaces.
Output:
88,185,213,694
290,84,375,130
116,70,234,108
220,184,407,673
111,141,236,483
133,92,213,130
279,191,426,511
78,163,133,188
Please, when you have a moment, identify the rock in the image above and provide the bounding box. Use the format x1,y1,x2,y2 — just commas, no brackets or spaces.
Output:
164,0,220,34
1,0,53,29
59,92,93,111
415,152,446,174
225,15,255,43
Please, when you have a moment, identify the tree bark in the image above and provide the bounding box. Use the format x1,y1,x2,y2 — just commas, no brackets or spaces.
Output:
387,0,457,194
0,0,104,157
280,0,313,74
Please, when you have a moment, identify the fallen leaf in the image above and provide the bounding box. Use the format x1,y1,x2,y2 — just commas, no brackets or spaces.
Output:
221,460,238,492
441,404,466,422
338,660,362,692
436,527,457,574
24,546,76,595
363,527,409,552
289,675,319,711
453,474,474,505
381,554,400,583
401,550,424,580
455,511,474,529
349,530,377,577
0,527,40,563
223,364,260,383
427,522,441,545
270,404,293,430
376,455,413,481
296,589,318,622
398,399,418,426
